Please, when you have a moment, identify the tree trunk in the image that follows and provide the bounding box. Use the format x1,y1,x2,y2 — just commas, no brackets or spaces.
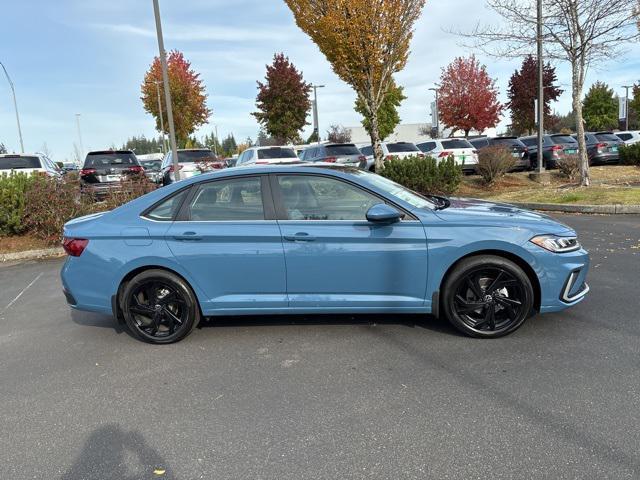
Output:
572,63,590,187
371,112,385,172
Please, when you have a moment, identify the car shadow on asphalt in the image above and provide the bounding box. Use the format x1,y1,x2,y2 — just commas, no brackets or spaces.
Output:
70,310,138,339
198,313,464,337
61,424,176,480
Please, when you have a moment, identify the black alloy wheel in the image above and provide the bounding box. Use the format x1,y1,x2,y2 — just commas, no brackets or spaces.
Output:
442,256,534,338
122,270,200,344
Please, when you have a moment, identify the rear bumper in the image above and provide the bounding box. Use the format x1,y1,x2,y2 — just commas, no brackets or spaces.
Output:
590,153,619,164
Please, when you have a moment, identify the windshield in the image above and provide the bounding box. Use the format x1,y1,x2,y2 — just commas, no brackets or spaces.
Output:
354,170,435,210
84,152,137,168
140,160,162,170
257,148,297,159
387,143,419,153
176,150,216,163
0,156,41,169
325,145,361,156
441,139,473,150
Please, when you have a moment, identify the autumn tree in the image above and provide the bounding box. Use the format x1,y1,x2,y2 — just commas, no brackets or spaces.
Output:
582,82,618,131
285,0,426,171
459,1,640,185
252,53,312,144
326,125,352,143
141,50,211,146
438,56,503,138
355,81,407,141
507,55,562,135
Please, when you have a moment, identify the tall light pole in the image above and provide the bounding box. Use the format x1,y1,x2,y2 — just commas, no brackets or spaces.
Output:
312,84,325,144
0,61,25,153
75,113,84,160
622,85,632,131
152,0,180,180
153,80,168,153
429,87,439,138
535,0,545,175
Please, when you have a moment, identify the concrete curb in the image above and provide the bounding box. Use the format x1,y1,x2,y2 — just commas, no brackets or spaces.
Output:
509,202,640,214
0,247,65,263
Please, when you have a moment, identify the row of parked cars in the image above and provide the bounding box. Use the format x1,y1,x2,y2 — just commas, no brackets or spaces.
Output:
2,129,638,194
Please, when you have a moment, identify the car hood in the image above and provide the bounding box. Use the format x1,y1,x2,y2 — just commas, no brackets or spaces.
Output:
431,197,574,234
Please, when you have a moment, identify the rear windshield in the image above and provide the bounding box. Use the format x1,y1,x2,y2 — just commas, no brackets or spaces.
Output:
492,138,523,147
520,137,537,147
325,145,361,155
360,146,373,156
84,152,137,168
177,150,216,163
441,139,473,150
595,133,621,142
257,148,297,159
140,160,162,170
387,143,419,153
551,135,577,145
617,133,632,141
0,156,41,169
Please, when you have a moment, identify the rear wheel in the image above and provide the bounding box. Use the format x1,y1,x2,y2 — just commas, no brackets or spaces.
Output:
442,256,534,338
122,270,200,344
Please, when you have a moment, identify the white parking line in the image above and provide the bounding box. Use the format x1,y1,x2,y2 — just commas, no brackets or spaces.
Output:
1,272,43,315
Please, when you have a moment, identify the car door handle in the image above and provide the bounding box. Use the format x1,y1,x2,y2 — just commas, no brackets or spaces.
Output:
173,232,202,241
284,233,316,242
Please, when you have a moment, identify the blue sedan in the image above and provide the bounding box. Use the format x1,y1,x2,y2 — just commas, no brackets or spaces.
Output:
61,166,589,344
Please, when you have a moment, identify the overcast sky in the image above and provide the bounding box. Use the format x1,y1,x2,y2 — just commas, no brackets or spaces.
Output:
1,0,639,161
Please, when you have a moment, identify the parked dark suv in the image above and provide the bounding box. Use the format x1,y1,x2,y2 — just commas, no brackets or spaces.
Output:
573,132,622,165
518,134,578,169
469,136,530,171
80,150,144,197
300,143,365,166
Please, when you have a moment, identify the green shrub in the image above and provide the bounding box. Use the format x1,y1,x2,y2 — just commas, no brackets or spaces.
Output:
381,155,462,196
0,173,36,235
556,154,580,181
620,143,640,166
476,145,516,185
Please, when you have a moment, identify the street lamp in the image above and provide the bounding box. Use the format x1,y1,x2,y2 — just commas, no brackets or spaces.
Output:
152,0,180,180
311,84,325,144
622,85,633,131
75,113,84,159
0,61,25,153
153,80,168,154
428,87,439,138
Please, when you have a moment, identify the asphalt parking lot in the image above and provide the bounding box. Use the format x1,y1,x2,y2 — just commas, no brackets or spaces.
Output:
1,213,639,479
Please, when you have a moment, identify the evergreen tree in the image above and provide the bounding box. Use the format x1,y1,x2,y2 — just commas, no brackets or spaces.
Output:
582,81,618,131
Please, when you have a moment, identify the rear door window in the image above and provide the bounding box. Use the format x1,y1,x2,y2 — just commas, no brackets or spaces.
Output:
145,189,189,221
188,177,264,221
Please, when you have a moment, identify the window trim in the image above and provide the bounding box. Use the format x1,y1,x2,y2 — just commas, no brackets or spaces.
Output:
269,172,418,222
172,174,275,222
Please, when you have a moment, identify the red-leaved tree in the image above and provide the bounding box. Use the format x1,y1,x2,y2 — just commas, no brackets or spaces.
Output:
252,53,312,144
141,50,211,146
507,55,562,135
438,56,503,137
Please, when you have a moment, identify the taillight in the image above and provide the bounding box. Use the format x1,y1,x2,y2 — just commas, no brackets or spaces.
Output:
438,151,452,158
126,165,145,174
417,153,425,158
324,157,338,163
211,162,224,169
80,168,96,176
168,164,183,173
358,155,366,162
596,142,607,152
385,155,395,161
62,238,89,257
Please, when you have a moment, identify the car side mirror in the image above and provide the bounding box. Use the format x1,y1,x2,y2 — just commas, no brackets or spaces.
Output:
366,204,402,224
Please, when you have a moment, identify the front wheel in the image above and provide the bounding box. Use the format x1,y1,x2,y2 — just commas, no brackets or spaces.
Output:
122,269,200,344
441,256,534,338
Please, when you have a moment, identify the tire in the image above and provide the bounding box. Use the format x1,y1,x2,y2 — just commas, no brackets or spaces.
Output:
441,255,534,338
121,269,200,344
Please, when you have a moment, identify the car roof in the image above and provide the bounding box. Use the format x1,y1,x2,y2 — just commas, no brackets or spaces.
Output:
0,153,43,158
249,145,296,150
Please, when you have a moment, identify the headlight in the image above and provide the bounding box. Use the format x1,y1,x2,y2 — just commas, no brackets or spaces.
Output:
530,235,580,253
